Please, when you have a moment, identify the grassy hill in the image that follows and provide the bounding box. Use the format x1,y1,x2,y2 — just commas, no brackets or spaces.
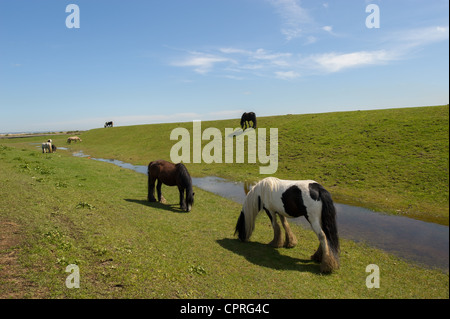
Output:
0,143,448,299
37,105,449,225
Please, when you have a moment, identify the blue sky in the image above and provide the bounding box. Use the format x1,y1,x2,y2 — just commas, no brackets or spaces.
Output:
0,0,448,133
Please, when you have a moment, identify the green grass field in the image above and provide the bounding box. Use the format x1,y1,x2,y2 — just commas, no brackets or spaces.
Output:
12,105,447,224
0,105,448,299
0,144,448,299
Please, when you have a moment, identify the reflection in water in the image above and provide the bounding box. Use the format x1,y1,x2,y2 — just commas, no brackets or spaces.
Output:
243,181,254,195
69,150,448,271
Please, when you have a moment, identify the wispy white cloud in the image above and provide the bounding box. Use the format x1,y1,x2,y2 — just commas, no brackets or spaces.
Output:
303,25,449,73
304,36,318,45
220,47,291,62
172,48,293,78
219,48,250,55
172,52,233,74
266,0,342,43
267,0,312,41
275,70,300,79
305,50,394,73
170,25,449,78
388,25,449,50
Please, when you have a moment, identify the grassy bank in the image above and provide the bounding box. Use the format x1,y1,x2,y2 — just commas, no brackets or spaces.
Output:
7,105,447,224
0,145,448,298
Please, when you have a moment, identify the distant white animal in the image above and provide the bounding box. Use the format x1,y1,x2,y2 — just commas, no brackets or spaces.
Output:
42,142,53,153
67,136,82,144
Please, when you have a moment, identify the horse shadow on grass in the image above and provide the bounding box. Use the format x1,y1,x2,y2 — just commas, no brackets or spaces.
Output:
227,128,255,138
124,199,187,214
217,238,320,274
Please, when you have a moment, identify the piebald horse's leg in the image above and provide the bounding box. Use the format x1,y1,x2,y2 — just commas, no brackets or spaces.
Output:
266,209,284,248
309,213,338,273
279,215,297,248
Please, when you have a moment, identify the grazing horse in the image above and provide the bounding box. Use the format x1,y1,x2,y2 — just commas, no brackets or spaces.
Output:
41,142,53,153
240,112,257,131
147,160,195,212
235,177,340,273
67,136,82,144
104,121,114,128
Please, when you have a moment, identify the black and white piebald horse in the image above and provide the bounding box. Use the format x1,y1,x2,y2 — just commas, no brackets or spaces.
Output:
235,177,340,273
42,142,53,153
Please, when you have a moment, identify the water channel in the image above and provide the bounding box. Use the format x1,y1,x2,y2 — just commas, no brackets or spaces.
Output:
66,149,449,271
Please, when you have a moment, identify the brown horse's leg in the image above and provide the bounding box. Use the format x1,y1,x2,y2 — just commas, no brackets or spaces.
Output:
157,180,166,203
178,186,187,211
147,175,157,202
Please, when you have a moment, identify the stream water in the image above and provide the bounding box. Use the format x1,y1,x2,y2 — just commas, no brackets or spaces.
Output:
68,149,449,271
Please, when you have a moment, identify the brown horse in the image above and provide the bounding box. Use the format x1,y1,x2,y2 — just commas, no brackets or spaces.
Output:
147,160,194,212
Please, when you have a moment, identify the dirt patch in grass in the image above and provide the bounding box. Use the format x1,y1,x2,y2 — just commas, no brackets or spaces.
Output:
0,220,46,298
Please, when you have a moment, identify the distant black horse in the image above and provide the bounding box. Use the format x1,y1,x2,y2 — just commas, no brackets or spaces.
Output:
240,112,257,131
147,160,195,212
104,121,114,128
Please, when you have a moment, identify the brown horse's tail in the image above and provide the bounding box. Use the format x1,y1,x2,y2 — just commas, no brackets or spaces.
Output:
147,161,157,202
176,163,194,210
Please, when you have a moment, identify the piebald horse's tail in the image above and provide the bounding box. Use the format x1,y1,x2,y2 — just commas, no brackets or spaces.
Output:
234,211,247,242
234,184,260,242
317,185,340,260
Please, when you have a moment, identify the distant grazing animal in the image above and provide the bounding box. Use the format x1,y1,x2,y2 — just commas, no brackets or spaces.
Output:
147,160,194,212
67,136,82,144
41,142,53,153
104,121,114,128
240,112,257,131
52,144,57,152
235,177,340,273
